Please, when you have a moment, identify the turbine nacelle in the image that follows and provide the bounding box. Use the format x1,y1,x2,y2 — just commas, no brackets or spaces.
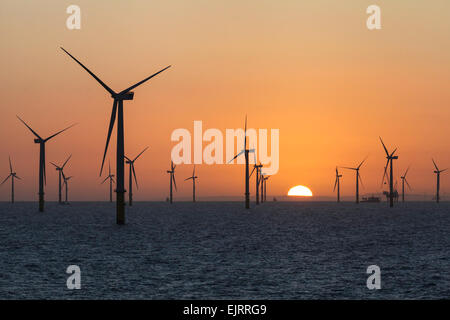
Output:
114,92,134,100
34,138,44,143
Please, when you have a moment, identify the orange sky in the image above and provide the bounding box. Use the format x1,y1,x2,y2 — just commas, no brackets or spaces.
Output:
0,0,449,201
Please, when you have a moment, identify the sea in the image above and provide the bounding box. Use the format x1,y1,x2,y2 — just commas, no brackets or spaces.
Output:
0,201,449,299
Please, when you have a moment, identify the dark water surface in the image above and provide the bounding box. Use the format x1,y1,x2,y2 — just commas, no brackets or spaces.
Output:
0,201,449,299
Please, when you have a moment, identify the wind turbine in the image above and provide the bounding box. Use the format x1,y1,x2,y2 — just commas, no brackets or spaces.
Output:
400,166,411,203
228,116,255,209
125,146,148,206
17,116,75,212
50,154,72,204
62,172,73,204
167,161,177,203
185,165,198,202
61,47,170,225
334,167,342,203
432,159,447,203
262,175,270,202
101,162,115,202
380,137,398,208
342,157,367,204
1,157,21,203
249,152,263,205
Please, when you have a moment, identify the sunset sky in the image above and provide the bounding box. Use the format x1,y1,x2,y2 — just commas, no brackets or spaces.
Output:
0,0,449,201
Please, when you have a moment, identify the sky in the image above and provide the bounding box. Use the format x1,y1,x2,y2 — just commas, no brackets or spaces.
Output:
0,0,449,201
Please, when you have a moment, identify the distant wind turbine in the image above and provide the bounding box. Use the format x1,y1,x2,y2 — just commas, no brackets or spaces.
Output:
262,175,270,202
167,161,177,203
50,154,72,204
342,157,368,204
61,47,171,225
125,147,148,206
185,165,198,202
400,166,412,203
62,172,73,204
17,116,75,212
1,157,21,203
228,116,255,209
101,162,115,202
249,152,262,205
432,159,447,203
334,167,342,203
380,137,398,208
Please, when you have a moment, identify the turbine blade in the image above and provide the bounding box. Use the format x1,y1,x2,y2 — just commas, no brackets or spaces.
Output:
16,116,42,140
0,174,11,185
62,154,72,169
45,123,77,142
342,167,357,170
404,166,410,177
390,148,397,157
228,150,245,163
119,65,171,95
134,146,149,161
132,164,138,189
185,177,193,181
441,168,448,173
172,174,177,191
101,176,109,184
43,151,46,185
379,136,389,156
381,159,389,187
9,156,12,173
100,100,118,176
358,173,365,189
60,47,116,96
124,156,132,162
432,159,439,171
333,177,338,192
15,175,21,180
357,156,368,169
249,166,256,178
193,164,195,177
50,162,59,168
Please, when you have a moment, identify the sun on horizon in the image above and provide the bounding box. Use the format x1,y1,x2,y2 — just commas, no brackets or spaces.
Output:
287,185,313,197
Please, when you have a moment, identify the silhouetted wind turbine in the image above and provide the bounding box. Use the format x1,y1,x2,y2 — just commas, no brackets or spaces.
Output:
342,157,367,204
432,159,447,203
62,172,72,204
228,116,255,209
125,147,148,206
249,152,262,205
400,166,411,203
334,167,342,203
50,154,72,204
167,161,177,203
101,162,115,202
1,157,21,203
262,175,270,202
61,47,170,225
380,137,398,208
17,116,75,212
185,165,198,202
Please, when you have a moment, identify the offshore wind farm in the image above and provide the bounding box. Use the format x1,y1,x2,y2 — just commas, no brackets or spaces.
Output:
1,0,450,302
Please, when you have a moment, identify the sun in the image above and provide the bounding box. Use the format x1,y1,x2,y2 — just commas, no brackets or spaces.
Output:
288,185,313,197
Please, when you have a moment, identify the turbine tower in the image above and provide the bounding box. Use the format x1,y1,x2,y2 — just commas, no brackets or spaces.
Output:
228,116,255,209
432,159,447,203
342,157,367,204
17,116,75,212
61,47,170,225
125,147,148,206
167,161,177,203
1,157,21,203
250,153,263,205
50,154,72,204
185,165,198,202
400,166,411,203
101,162,115,202
380,137,398,208
334,167,342,203
262,175,270,202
